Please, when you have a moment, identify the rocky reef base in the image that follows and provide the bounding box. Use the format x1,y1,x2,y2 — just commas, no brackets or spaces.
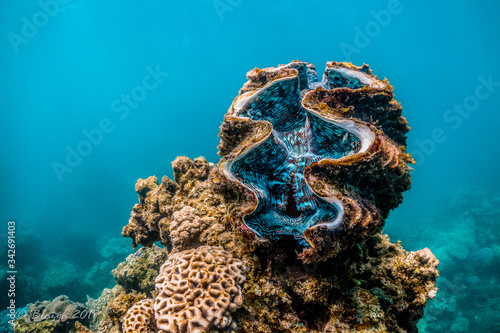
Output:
13,157,437,333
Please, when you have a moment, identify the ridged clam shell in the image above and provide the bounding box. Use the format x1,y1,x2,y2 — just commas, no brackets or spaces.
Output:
215,61,413,257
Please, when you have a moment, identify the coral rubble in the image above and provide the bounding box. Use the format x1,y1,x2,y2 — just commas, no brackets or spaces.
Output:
14,60,438,333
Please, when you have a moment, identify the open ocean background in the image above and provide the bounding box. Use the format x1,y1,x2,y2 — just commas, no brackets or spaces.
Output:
1,0,499,332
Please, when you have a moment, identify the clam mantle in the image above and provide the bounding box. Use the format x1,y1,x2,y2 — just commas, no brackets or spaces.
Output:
215,60,414,254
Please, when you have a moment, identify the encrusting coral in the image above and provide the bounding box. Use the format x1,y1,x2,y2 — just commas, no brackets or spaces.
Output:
14,60,438,333
12,295,89,333
112,244,169,293
122,156,228,250
170,206,223,250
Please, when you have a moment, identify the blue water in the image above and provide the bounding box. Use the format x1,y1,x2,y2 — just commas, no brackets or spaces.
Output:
1,1,499,332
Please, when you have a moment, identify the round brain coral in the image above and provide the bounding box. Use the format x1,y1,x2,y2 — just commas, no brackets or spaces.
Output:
154,246,246,333
122,298,155,333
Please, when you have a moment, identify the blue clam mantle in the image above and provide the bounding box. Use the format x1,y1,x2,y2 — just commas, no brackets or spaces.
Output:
220,61,392,245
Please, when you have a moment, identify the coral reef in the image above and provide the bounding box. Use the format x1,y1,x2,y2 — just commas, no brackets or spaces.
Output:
86,245,170,333
154,246,246,332
112,244,169,293
122,157,228,250
0,228,133,314
121,299,155,333
0,311,10,333
86,285,146,333
99,237,134,259
41,259,78,290
389,186,500,333
117,60,436,332
16,60,437,333
170,206,224,250
12,296,88,333
232,234,437,333
75,321,93,333
0,307,26,333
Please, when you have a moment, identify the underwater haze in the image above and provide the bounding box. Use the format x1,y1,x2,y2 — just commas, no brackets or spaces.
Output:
1,0,499,332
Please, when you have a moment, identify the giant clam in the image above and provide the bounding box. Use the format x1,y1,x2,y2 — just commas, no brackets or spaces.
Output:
214,61,414,258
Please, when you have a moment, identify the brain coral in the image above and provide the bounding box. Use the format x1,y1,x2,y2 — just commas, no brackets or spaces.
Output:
213,60,413,260
122,299,155,333
154,246,246,333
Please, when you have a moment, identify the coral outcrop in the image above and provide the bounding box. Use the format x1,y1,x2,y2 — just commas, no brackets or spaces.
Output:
23,60,438,333
170,206,223,250
121,299,155,333
86,285,146,333
112,244,169,293
234,234,437,333
12,296,88,333
122,157,229,250
395,186,500,333
154,246,246,332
